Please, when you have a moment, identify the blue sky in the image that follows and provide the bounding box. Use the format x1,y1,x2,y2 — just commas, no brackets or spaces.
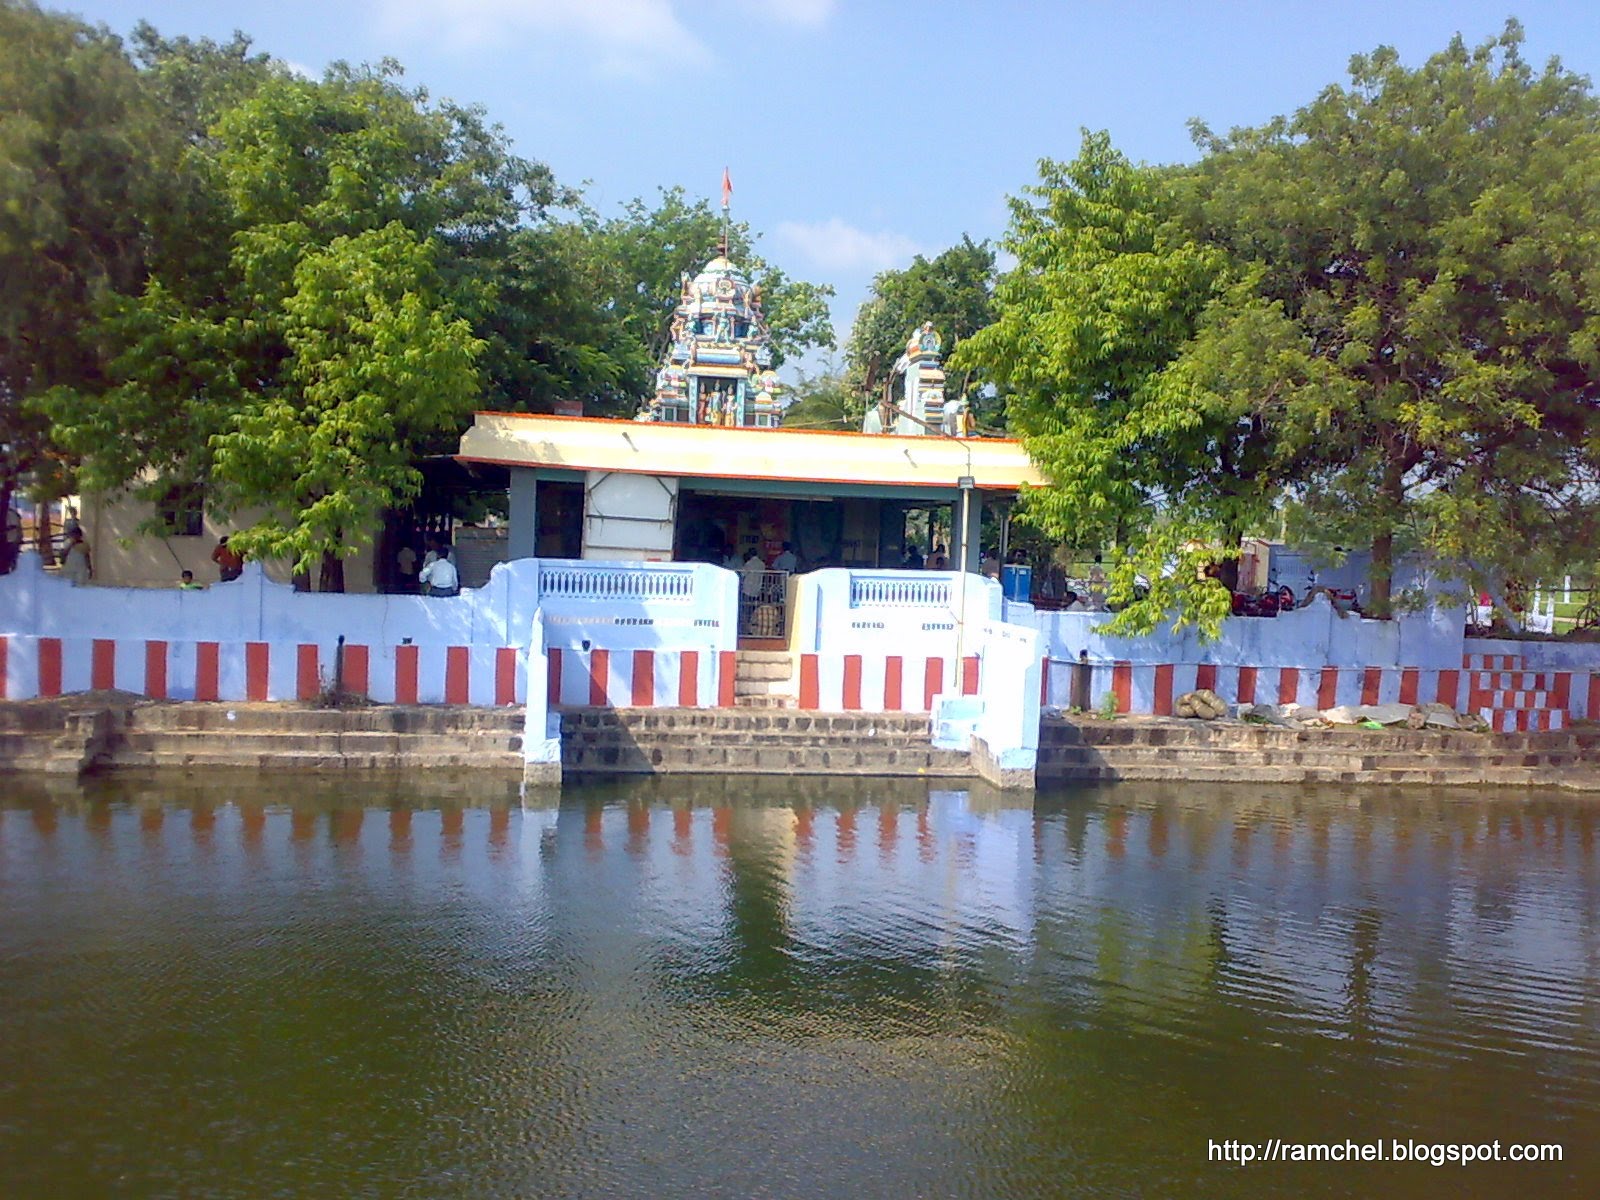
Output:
59,1,1600,374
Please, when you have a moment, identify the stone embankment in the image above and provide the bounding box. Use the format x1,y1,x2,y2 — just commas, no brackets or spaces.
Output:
559,708,973,777
1041,717,1600,790
5,698,1600,791
1,695,525,773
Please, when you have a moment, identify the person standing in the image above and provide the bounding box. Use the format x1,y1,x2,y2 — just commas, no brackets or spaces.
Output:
771,541,799,574
62,529,91,585
211,536,244,582
2,507,21,574
396,543,418,593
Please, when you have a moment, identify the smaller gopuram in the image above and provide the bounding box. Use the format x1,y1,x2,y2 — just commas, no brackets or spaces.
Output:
863,321,968,436
643,254,782,427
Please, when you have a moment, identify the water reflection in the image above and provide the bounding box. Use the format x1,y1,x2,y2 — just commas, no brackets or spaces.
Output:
1,773,1598,1198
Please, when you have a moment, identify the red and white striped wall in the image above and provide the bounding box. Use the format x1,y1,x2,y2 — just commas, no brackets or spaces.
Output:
1039,657,1589,732
1462,652,1576,732
796,652,979,712
547,647,730,708
0,635,526,706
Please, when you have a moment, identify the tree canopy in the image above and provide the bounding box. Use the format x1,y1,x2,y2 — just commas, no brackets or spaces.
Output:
10,9,834,587
0,0,170,518
43,63,540,583
847,237,996,422
959,22,1600,632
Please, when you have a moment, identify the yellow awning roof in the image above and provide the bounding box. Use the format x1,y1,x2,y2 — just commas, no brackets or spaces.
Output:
457,412,1045,492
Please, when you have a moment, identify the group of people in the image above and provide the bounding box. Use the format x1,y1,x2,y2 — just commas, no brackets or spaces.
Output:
902,543,954,570
396,536,460,597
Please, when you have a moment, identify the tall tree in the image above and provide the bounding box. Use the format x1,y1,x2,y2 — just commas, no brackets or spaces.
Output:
962,25,1600,631
1180,22,1600,614
0,1,166,533
952,133,1301,633
46,63,548,587
847,236,996,419
779,365,862,432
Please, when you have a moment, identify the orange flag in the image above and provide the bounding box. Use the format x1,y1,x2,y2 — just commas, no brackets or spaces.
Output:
721,167,732,210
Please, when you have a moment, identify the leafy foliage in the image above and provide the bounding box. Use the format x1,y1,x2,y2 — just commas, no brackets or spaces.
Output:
963,24,1600,633
1179,21,1600,612
0,0,169,509
46,63,545,581
779,365,864,432
952,132,1260,634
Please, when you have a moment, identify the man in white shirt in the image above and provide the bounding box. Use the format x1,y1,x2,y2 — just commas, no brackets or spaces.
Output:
771,541,798,574
419,548,460,597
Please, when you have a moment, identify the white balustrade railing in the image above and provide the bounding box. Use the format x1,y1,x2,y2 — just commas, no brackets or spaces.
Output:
849,574,951,608
538,563,696,603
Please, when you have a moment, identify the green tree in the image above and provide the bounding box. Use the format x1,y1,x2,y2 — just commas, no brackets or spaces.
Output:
847,236,996,419
209,223,482,590
47,63,551,587
1180,22,1600,614
952,133,1292,634
474,222,653,418
779,364,862,432
0,1,167,535
962,25,1600,631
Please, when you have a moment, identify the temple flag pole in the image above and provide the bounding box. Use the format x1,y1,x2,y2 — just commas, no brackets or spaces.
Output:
720,167,732,255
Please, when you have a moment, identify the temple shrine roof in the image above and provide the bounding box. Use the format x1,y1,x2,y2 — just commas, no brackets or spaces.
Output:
457,412,1045,493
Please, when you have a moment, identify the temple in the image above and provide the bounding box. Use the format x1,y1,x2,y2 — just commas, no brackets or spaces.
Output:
453,209,1045,626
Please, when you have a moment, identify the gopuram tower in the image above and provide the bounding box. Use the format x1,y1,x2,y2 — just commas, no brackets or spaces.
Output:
641,178,782,427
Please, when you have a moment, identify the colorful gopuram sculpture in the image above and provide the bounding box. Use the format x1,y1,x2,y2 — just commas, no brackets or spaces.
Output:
863,321,967,436
641,253,782,427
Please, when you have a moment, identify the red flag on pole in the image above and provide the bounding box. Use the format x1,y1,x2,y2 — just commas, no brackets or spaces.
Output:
721,167,732,210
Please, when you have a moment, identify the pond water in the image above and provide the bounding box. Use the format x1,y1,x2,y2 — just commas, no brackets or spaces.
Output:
2,772,1598,1198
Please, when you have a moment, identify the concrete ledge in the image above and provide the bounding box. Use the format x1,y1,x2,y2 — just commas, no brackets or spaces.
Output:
970,734,1035,791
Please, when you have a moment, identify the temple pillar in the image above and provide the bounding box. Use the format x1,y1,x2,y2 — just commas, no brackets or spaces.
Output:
509,469,538,561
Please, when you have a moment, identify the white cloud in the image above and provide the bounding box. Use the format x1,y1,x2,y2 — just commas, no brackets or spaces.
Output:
373,0,711,76
776,218,922,274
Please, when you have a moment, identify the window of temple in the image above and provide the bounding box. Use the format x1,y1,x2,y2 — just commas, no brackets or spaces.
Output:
158,483,205,537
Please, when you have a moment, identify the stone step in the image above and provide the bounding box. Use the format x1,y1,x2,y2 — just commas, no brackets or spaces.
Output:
569,729,934,748
734,678,793,696
562,741,971,775
1043,761,1581,788
733,695,794,709
559,707,934,732
114,729,522,755
1040,722,1499,753
121,704,523,734
735,659,794,683
735,650,794,665
105,747,525,771
1036,742,1575,771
